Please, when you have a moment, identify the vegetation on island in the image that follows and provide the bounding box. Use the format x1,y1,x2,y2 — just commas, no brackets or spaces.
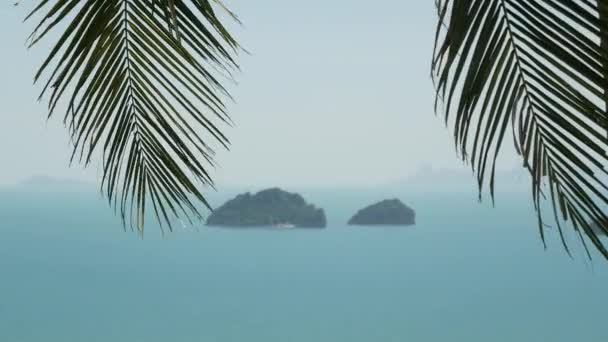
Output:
206,188,326,228
348,199,415,226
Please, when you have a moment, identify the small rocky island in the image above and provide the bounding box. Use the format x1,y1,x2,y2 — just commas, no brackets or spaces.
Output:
206,188,326,228
348,199,415,226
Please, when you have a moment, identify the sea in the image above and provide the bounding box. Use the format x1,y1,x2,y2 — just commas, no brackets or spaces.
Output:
0,187,607,342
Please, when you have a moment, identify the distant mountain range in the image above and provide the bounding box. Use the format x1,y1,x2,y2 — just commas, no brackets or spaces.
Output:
3,166,530,197
385,166,529,193
7,175,95,192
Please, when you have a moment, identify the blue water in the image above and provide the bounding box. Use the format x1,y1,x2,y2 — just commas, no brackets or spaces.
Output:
0,189,607,341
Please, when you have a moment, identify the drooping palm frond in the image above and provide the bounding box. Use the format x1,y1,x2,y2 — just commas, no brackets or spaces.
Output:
433,0,608,259
27,0,240,234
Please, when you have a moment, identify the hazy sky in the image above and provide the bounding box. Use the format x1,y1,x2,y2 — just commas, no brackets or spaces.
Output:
0,1,518,188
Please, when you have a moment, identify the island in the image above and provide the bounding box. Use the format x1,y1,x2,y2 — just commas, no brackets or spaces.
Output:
348,199,415,226
206,188,327,228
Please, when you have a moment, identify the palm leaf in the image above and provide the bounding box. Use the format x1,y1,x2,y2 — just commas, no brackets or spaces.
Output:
26,0,240,234
433,0,608,259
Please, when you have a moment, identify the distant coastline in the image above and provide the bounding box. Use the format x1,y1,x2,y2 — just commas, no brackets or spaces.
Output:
2,175,95,193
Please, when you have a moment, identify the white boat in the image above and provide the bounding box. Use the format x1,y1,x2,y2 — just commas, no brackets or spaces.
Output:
274,223,296,229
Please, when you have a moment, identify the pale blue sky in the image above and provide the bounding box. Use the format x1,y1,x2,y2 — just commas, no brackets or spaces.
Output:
0,1,517,188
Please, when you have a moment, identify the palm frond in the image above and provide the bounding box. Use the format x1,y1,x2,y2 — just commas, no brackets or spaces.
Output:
27,0,240,234
433,0,608,259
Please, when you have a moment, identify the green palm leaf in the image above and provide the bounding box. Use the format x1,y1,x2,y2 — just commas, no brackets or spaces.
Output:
27,0,240,234
433,0,608,258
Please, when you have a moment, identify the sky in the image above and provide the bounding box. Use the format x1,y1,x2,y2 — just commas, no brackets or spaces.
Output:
0,1,519,189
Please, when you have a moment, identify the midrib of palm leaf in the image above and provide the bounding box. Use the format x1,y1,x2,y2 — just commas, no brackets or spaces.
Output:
600,3,608,111
27,0,240,234
434,0,608,259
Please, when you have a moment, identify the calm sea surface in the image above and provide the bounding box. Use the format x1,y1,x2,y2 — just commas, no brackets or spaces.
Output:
0,189,606,342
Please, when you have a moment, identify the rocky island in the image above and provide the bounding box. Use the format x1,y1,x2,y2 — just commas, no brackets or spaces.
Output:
206,188,326,228
348,199,415,226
